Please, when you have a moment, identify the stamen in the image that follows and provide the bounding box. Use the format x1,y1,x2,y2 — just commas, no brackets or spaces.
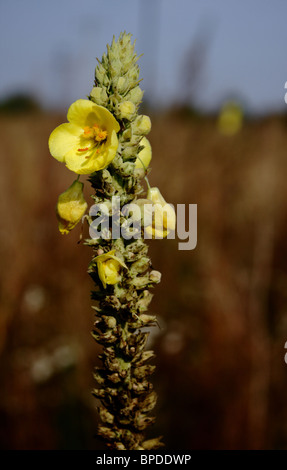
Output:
79,123,108,159
95,130,108,142
83,126,92,136
85,148,99,159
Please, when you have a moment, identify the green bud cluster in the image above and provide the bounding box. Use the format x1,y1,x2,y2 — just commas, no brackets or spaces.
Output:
91,32,144,112
86,33,163,450
89,33,149,208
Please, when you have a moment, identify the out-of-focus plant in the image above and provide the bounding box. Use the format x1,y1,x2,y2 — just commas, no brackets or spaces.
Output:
217,101,243,135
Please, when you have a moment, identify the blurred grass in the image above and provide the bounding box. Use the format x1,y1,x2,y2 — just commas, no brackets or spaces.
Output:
1,109,287,449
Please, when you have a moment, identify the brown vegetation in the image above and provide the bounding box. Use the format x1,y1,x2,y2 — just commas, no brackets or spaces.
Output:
1,110,287,449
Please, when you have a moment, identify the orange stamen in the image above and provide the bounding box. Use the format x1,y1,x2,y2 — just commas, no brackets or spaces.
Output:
83,126,92,136
95,130,107,142
78,147,89,152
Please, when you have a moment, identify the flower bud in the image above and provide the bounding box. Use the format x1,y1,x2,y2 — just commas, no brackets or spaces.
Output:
95,64,109,86
126,86,144,105
121,144,136,159
90,86,108,106
56,180,88,235
115,76,129,94
122,128,132,141
135,137,152,169
105,316,117,329
126,66,140,84
132,115,151,135
144,187,176,238
120,162,135,176
110,59,122,78
93,250,127,288
149,270,162,283
134,167,145,180
117,100,136,120
99,408,114,425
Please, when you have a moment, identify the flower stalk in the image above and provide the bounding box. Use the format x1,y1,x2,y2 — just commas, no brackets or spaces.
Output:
49,32,175,450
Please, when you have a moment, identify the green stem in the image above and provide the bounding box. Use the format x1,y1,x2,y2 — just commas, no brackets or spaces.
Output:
144,176,151,191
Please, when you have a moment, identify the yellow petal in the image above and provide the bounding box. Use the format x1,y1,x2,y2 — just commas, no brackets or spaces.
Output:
163,204,176,231
145,225,155,237
65,148,106,175
144,187,176,238
147,187,166,206
94,250,127,269
58,220,73,235
67,99,120,133
97,261,107,288
135,137,152,169
48,123,82,162
105,129,120,165
49,99,120,174
94,249,126,288
99,106,121,134
67,99,98,128
65,130,119,174
56,180,88,234
145,224,168,239
103,259,121,285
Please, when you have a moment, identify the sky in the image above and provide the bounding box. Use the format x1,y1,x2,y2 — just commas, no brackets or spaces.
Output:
0,0,287,114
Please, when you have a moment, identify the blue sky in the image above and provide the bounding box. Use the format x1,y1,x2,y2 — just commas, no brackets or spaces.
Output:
0,0,287,113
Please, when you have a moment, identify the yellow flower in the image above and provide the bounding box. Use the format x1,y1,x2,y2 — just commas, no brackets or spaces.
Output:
145,187,176,238
135,137,152,169
48,99,120,174
217,101,243,136
93,250,127,288
56,180,88,235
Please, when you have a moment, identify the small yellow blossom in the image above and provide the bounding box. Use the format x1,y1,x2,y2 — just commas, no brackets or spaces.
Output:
56,180,88,235
135,137,152,169
145,187,176,238
93,250,127,288
48,99,120,174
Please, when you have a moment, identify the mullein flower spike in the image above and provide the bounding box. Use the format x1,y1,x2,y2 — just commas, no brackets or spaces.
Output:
49,32,170,450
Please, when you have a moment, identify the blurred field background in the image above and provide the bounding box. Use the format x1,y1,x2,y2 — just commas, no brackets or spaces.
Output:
1,0,287,450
